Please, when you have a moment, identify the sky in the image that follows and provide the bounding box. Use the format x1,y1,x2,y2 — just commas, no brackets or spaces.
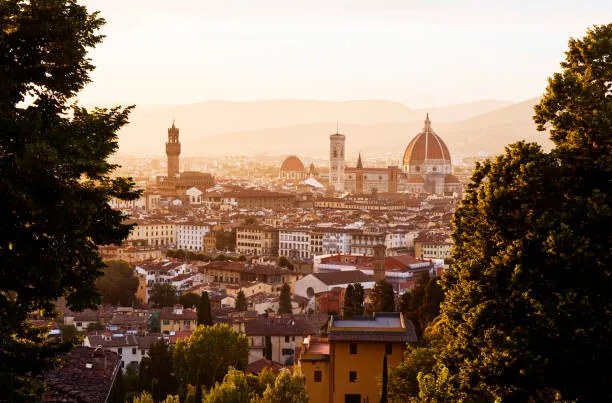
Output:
78,0,611,108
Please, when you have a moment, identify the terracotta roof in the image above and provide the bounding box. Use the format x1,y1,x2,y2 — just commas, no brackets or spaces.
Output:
311,270,373,286
244,317,319,336
403,114,451,164
405,174,425,183
280,155,305,172
86,333,138,348
43,346,120,402
444,173,461,183
159,307,198,320
247,358,284,374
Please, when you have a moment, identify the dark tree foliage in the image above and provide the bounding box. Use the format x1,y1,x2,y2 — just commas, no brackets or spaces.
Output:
278,283,293,314
370,280,395,313
425,24,612,402
138,340,177,401
148,311,160,333
179,292,200,309
381,354,388,403
197,291,213,326
95,260,138,306
215,230,236,251
149,283,178,308
0,0,139,397
343,284,355,318
351,283,365,316
278,255,294,270
235,290,247,312
399,273,444,338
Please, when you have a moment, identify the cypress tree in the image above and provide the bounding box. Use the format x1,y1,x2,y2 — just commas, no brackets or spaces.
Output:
197,291,212,326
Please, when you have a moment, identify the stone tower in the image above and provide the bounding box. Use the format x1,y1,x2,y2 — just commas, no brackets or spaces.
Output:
329,130,346,193
166,121,181,178
373,244,386,282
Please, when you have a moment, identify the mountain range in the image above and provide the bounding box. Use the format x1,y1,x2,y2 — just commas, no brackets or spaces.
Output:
114,98,552,159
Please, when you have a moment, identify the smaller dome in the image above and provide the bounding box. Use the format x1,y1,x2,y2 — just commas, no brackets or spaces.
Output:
280,155,305,172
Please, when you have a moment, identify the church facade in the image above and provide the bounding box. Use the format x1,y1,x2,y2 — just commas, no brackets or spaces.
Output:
330,114,461,196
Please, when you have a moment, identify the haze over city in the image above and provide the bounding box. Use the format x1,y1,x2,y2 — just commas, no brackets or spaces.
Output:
76,0,611,157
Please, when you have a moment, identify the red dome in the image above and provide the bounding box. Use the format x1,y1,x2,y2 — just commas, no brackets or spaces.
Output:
403,114,451,165
280,155,305,172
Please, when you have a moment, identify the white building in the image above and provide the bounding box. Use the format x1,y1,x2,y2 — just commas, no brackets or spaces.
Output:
294,270,375,298
126,221,175,247
279,228,311,259
185,187,203,205
175,223,210,252
83,333,140,370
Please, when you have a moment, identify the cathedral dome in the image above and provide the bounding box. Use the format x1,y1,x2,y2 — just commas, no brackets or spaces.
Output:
280,155,305,172
402,114,452,175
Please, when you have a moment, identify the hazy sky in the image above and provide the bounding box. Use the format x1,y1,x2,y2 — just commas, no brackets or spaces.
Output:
78,0,611,108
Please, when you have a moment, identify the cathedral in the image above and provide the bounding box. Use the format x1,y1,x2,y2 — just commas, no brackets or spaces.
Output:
330,114,461,196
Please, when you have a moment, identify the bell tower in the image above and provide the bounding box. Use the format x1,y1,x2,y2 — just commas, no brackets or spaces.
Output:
166,121,181,178
373,244,386,282
329,128,345,193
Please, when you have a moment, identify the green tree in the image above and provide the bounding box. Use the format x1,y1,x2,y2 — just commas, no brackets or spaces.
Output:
0,1,139,397
173,324,249,389
179,292,200,309
149,283,178,308
197,291,213,326
261,368,308,403
132,391,154,403
370,280,395,313
59,324,80,345
235,290,247,312
278,283,292,314
204,368,261,403
351,283,365,316
86,322,104,332
381,354,388,403
138,339,177,401
148,311,160,333
278,255,294,270
343,284,355,318
428,56,612,403
216,230,236,251
95,260,138,306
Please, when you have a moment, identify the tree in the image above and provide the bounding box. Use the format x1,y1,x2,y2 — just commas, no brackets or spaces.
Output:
148,311,160,333
343,284,355,318
86,322,104,332
179,292,200,309
235,290,247,312
197,291,213,326
204,368,261,403
427,68,612,403
261,368,308,403
60,324,80,345
381,354,388,403
95,260,138,306
398,273,444,338
138,339,177,401
278,283,292,314
351,283,365,316
278,255,294,270
149,284,178,308
173,324,249,388
0,0,139,397
215,230,236,251
370,280,395,313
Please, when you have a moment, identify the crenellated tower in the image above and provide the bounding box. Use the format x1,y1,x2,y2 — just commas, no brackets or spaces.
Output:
166,121,181,178
329,129,346,193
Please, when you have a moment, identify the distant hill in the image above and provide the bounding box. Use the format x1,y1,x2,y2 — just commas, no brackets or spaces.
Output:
190,97,552,159
115,99,513,156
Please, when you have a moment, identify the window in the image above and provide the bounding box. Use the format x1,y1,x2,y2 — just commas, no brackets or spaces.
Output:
349,371,357,382
76,322,82,327
385,343,393,355
282,348,294,356
349,343,357,354
314,370,322,382
132,348,137,355
117,348,123,355
163,320,170,325
285,336,290,342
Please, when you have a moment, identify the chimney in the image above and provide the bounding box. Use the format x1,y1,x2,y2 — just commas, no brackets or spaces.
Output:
373,244,386,282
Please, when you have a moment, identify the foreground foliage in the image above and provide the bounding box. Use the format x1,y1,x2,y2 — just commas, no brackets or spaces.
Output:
0,0,138,397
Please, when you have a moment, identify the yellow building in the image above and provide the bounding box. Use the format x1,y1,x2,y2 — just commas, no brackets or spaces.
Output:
159,306,197,334
300,312,417,403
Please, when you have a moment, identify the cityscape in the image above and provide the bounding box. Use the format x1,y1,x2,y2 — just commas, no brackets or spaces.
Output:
0,1,610,403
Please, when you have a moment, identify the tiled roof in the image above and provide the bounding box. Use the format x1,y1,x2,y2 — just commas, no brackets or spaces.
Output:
310,270,373,286
86,333,138,348
43,346,120,402
247,358,284,374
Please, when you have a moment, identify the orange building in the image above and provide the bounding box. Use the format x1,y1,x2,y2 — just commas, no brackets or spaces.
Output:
300,312,417,403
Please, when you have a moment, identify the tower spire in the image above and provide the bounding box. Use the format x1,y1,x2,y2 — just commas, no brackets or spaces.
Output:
357,152,363,169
